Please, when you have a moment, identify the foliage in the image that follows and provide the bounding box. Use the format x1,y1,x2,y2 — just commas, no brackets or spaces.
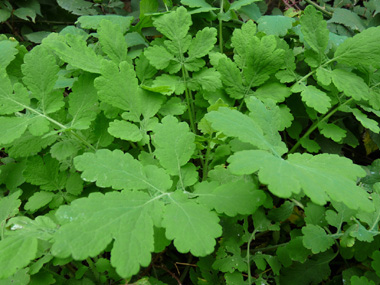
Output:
1,1,380,284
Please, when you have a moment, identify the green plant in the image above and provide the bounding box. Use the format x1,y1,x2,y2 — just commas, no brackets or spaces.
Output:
1,4,380,284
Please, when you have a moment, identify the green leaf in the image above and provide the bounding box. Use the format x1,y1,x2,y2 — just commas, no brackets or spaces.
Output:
108,120,142,142
257,15,295,37
0,161,25,190
331,69,370,101
68,74,98,130
24,191,55,212
300,6,329,55
304,202,327,227
162,191,222,256
299,85,331,114
22,45,63,114
0,117,29,145
43,33,104,73
194,180,265,216
153,6,191,42
52,191,158,278
56,0,97,15
231,21,257,69
325,202,355,228
14,7,36,22
352,108,380,133
74,149,172,193
254,82,292,103
191,68,222,92
50,139,80,161
66,172,83,196
23,155,66,191
0,190,21,227
371,250,380,278
215,58,246,99
77,15,133,32
152,74,185,95
98,20,129,64
302,224,335,253
188,27,217,59
230,0,260,10
318,122,347,142
144,45,175,70
0,236,37,279
0,268,30,285
228,151,372,211
0,40,18,70
328,8,366,32
95,60,139,111
152,116,195,175
206,107,287,156
334,26,380,68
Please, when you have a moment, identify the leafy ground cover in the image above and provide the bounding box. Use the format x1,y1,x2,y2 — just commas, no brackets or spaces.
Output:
1,0,380,284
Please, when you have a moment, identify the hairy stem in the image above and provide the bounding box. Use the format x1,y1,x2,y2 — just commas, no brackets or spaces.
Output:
181,66,196,134
202,137,212,181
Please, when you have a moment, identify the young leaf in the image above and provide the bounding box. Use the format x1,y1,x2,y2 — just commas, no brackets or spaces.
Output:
194,180,266,216
300,6,329,56
298,85,331,114
162,191,222,256
228,151,373,212
52,191,159,278
188,27,217,59
74,149,172,193
152,116,195,175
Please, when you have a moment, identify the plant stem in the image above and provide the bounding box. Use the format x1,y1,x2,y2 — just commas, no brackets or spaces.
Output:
246,230,257,285
304,0,333,18
181,66,196,134
219,0,224,54
202,137,212,181
288,98,354,154
86,257,100,282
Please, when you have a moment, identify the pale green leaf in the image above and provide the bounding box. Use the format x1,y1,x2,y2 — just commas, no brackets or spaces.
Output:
300,6,329,55
159,97,187,116
42,33,104,73
52,191,158,278
334,26,380,68
188,27,217,59
7,216,57,240
68,74,98,130
205,107,287,156
228,151,372,211
318,122,347,142
153,6,191,42
77,15,133,32
181,0,212,8
22,45,63,114
254,82,292,103
257,15,295,37
0,40,18,70
27,116,50,136
74,149,172,193
0,268,30,285
194,180,266,216
332,69,370,100
108,120,142,142
95,60,138,111
152,116,195,175
302,224,334,254
299,85,331,114
152,74,185,95
0,236,37,279
162,191,222,256
0,117,29,145
24,191,55,212
316,67,332,86
98,20,129,64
